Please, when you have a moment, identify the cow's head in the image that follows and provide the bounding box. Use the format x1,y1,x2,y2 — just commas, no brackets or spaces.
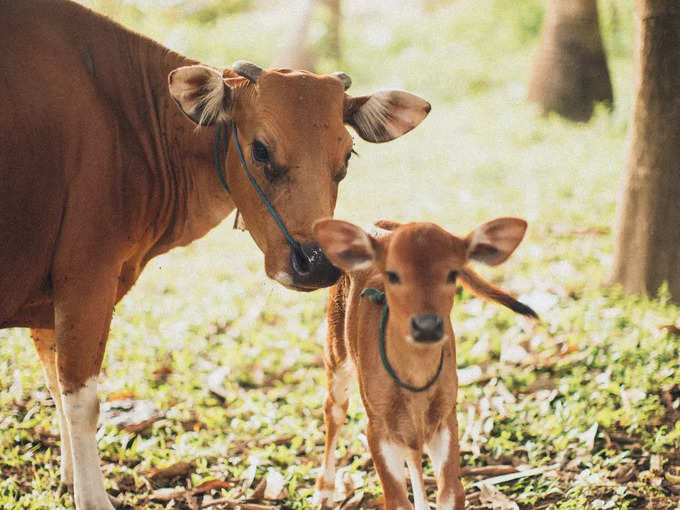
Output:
168,61,430,291
313,218,528,345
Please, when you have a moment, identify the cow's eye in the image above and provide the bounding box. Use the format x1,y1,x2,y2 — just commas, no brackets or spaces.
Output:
334,165,348,182
252,140,270,163
447,270,458,284
386,271,400,284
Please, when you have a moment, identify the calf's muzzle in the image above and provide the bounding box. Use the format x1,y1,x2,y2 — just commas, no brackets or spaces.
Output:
410,314,444,343
290,242,341,290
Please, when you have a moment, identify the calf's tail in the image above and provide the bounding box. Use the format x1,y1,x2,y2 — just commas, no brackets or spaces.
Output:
458,267,538,319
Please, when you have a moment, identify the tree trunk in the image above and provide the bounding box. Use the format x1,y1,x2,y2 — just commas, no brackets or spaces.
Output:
528,0,613,121
276,0,342,72
611,0,680,301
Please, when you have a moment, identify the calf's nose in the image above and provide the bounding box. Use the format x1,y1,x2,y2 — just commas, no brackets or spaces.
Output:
290,242,341,290
410,314,444,343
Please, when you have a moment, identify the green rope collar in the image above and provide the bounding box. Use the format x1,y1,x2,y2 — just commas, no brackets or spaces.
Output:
360,288,444,393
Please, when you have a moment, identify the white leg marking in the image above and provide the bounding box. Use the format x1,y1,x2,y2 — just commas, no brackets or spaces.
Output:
438,497,455,510
406,457,428,510
380,442,406,483
322,435,338,485
332,404,346,424
41,361,73,487
426,427,451,475
62,378,114,510
329,361,353,402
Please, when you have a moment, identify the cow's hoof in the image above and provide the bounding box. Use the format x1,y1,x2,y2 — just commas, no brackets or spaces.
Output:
108,494,124,508
313,489,335,510
57,482,74,497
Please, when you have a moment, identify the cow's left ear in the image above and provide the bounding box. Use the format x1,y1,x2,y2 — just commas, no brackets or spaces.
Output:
344,90,431,143
168,65,233,126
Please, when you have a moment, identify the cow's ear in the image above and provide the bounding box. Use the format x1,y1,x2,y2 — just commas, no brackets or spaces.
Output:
168,65,232,126
465,217,527,266
313,219,377,272
344,90,431,143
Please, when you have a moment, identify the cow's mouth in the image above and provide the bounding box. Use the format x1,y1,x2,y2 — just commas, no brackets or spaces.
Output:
273,270,340,292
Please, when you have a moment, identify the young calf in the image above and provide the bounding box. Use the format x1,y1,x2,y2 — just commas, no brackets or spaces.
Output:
312,218,537,510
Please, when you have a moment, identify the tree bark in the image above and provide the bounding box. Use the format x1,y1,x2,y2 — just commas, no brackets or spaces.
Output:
611,0,680,301
528,0,613,121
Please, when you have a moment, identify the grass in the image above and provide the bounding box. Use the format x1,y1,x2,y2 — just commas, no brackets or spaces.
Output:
3,0,680,508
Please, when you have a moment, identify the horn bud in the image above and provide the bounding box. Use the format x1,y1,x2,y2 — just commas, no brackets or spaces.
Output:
232,60,263,82
331,71,352,91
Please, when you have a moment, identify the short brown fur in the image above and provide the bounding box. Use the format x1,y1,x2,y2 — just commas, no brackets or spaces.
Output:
313,219,536,510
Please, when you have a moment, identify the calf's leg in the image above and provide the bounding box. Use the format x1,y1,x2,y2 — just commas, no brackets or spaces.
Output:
426,413,465,509
31,328,74,494
315,360,352,509
367,422,412,510
406,451,428,510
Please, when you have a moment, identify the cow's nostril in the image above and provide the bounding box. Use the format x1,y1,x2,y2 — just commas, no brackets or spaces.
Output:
291,246,311,276
410,314,444,342
288,241,341,289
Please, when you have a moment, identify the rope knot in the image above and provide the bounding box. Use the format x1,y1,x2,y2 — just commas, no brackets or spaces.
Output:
360,288,386,305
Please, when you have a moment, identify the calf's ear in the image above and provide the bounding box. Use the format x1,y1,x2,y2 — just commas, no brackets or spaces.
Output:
313,219,376,272
344,90,431,143
466,217,527,266
168,65,232,126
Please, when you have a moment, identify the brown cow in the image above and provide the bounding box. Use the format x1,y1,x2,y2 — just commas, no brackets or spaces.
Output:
0,0,430,508
312,218,537,510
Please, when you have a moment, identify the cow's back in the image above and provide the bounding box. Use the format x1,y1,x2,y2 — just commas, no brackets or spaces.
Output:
0,0,124,324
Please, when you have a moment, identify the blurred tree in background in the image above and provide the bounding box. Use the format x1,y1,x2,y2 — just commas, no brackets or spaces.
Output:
528,0,613,121
612,0,680,302
277,0,342,71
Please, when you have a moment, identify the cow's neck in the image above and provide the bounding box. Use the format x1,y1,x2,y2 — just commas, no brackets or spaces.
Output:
116,35,236,258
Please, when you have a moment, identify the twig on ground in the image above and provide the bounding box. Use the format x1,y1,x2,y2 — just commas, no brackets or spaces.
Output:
472,463,560,487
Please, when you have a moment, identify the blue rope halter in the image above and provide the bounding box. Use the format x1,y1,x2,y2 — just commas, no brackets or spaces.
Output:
213,121,303,256
360,288,444,393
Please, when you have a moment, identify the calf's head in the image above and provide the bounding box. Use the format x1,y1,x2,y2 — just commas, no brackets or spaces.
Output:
168,62,430,291
314,217,528,345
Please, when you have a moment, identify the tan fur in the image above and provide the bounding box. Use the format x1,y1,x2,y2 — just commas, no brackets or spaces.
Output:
314,219,534,510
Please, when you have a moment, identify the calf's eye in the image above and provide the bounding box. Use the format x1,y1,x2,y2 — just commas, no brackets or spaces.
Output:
386,271,401,284
447,270,458,283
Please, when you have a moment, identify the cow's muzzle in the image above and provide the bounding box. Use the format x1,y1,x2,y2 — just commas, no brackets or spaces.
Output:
290,242,341,291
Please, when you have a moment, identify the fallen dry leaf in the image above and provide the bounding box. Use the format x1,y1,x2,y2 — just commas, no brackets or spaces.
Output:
147,461,197,483
193,479,232,494
153,365,173,382
665,465,680,484
478,483,519,510
124,416,161,433
101,398,161,431
660,324,680,337
263,469,287,500
151,486,187,501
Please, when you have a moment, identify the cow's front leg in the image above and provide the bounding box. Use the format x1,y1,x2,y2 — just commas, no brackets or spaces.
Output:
426,413,465,509
31,328,74,495
54,268,119,510
367,422,412,510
